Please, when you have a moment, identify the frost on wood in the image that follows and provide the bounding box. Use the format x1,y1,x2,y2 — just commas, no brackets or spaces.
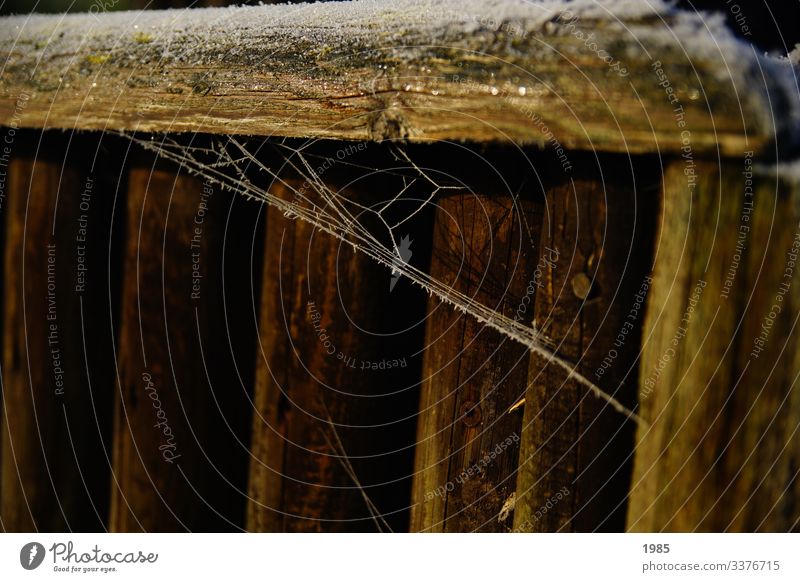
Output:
0,0,798,154
790,45,800,66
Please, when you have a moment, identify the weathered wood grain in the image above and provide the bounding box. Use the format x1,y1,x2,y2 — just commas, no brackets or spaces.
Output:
246,172,424,532
1,132,116,531
110,153,253,531
410,174,542,532
512,155,658,532
628,160,800,531
0,0,797,155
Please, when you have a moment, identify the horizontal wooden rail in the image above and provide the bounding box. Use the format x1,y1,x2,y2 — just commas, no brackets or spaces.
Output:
0,0,797,155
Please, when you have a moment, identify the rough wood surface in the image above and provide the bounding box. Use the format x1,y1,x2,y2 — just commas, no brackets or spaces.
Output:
628,160,800,532
512,156,658,532
0,0,797,155
246,177,422,532
410,184,541,532
110,155,253,531
1,134,115,531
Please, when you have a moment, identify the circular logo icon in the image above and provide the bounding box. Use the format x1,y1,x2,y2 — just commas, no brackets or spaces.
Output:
20,542,46,570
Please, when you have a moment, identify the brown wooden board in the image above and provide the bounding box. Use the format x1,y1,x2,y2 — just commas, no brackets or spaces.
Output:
109,149,255,531
512,154,659,532
245,145,429,532
628,159,800,531
1,1,797,156
410,189,540,532
0,131,118,531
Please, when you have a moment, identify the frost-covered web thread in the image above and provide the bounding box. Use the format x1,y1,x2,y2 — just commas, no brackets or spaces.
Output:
127,134,644,426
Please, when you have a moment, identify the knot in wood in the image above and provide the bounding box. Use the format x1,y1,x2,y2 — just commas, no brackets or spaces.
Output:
460,401,482,427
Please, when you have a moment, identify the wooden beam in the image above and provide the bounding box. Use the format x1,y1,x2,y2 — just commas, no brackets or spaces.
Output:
110,154,253,531
1,133,116,531
512,155,659,532
246,170,424,532
628,160,800,531
410,190,539,532
0,0,796,155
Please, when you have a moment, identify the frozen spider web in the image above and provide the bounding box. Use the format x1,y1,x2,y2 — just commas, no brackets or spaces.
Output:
126,133,643,427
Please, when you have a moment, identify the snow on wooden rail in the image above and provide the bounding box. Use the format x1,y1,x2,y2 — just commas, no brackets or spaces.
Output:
0,0,797,155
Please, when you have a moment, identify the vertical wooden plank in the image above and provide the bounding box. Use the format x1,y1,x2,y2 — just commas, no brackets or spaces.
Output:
512,157,658,532
721,170,800,531
1,132,116,531
628,160,800,531
0,108,8,522
246,167,426,532
410,188,541,532
110,153,255,531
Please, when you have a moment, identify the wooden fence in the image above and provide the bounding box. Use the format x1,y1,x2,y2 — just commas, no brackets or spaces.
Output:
0,0,798,532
